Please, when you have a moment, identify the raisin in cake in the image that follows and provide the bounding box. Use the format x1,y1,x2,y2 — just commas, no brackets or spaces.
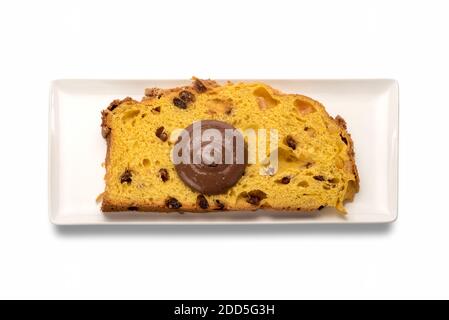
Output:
100,78,359,213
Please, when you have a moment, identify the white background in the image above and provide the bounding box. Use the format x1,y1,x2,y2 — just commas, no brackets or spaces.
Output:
0,0,448,299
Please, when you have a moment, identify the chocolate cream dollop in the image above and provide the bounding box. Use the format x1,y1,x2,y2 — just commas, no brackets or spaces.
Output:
173,120,247,195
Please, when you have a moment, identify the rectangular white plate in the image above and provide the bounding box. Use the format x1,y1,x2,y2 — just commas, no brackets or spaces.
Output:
49,79,398,225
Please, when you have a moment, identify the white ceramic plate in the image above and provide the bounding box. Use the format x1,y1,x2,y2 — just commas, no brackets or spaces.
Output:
48,79,398,225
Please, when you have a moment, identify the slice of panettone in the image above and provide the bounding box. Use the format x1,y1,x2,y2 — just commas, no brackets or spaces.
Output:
100,78,359,213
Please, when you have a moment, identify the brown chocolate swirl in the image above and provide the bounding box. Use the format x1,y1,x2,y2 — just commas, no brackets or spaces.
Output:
173,120,247,195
